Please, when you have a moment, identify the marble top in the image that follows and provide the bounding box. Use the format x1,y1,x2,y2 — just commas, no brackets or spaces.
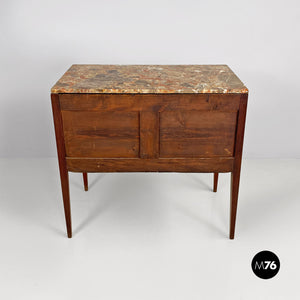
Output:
51,65,248,94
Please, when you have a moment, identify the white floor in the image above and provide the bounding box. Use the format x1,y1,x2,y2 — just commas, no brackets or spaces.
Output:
0,158,299,299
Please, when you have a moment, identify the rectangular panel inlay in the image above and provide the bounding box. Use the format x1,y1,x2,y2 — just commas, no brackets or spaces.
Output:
61,111,139,158
159,111,237,158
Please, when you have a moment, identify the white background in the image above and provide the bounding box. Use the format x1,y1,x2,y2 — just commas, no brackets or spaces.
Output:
1,0,300,158
0,159,299,299
1,2,300,299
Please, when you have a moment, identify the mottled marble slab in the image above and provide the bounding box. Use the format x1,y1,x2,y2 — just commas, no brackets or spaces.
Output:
51,65,248,94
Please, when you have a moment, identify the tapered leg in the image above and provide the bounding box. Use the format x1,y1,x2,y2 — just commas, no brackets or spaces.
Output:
52,94,72,238
230,169,241,239
83,172,88,191
229,94,248,239
213,173,218,192
59,167,72,238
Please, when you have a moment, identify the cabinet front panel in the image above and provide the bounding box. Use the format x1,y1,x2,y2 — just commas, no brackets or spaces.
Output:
62,111,139,158
160,111,237,158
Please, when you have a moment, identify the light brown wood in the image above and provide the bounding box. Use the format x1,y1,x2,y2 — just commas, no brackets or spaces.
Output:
59,94,240,112
66,157,234,173
61,111,139,158
160,111,237,158
140,111,159,158
60,94,140,111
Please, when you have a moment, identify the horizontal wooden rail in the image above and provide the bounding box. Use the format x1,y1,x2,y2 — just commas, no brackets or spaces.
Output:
66,157,234,173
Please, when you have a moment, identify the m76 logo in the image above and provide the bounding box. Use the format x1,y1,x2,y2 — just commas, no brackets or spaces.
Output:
254,261,277,270
251,251,280,279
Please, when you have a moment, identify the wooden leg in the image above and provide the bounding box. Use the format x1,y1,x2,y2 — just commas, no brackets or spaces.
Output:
213,173,218,192
230,169,241,239
52,94,72,238
83,172,88,191
59,167,72,238
229,96,248,239
229,94,248,239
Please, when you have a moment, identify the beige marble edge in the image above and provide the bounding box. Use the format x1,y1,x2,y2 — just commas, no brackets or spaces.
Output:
51,87,249,94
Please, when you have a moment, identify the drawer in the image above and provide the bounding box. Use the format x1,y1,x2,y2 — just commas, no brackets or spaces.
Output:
160,111,237,158
61,111,139,158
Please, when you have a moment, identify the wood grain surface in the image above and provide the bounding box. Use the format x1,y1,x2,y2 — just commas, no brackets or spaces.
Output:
160,111,237,158
59,94,240,112
62,111,139,158
140,111,159,158
66,157,234,173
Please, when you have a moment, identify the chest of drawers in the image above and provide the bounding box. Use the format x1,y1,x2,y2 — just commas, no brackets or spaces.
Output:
51,65,248,239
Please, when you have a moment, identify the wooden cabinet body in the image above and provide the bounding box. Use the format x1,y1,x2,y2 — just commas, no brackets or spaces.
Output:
56,93,244,173
51,65,248,239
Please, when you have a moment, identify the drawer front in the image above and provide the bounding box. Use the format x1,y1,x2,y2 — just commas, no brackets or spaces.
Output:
160,111,237,158
61,111,139,158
